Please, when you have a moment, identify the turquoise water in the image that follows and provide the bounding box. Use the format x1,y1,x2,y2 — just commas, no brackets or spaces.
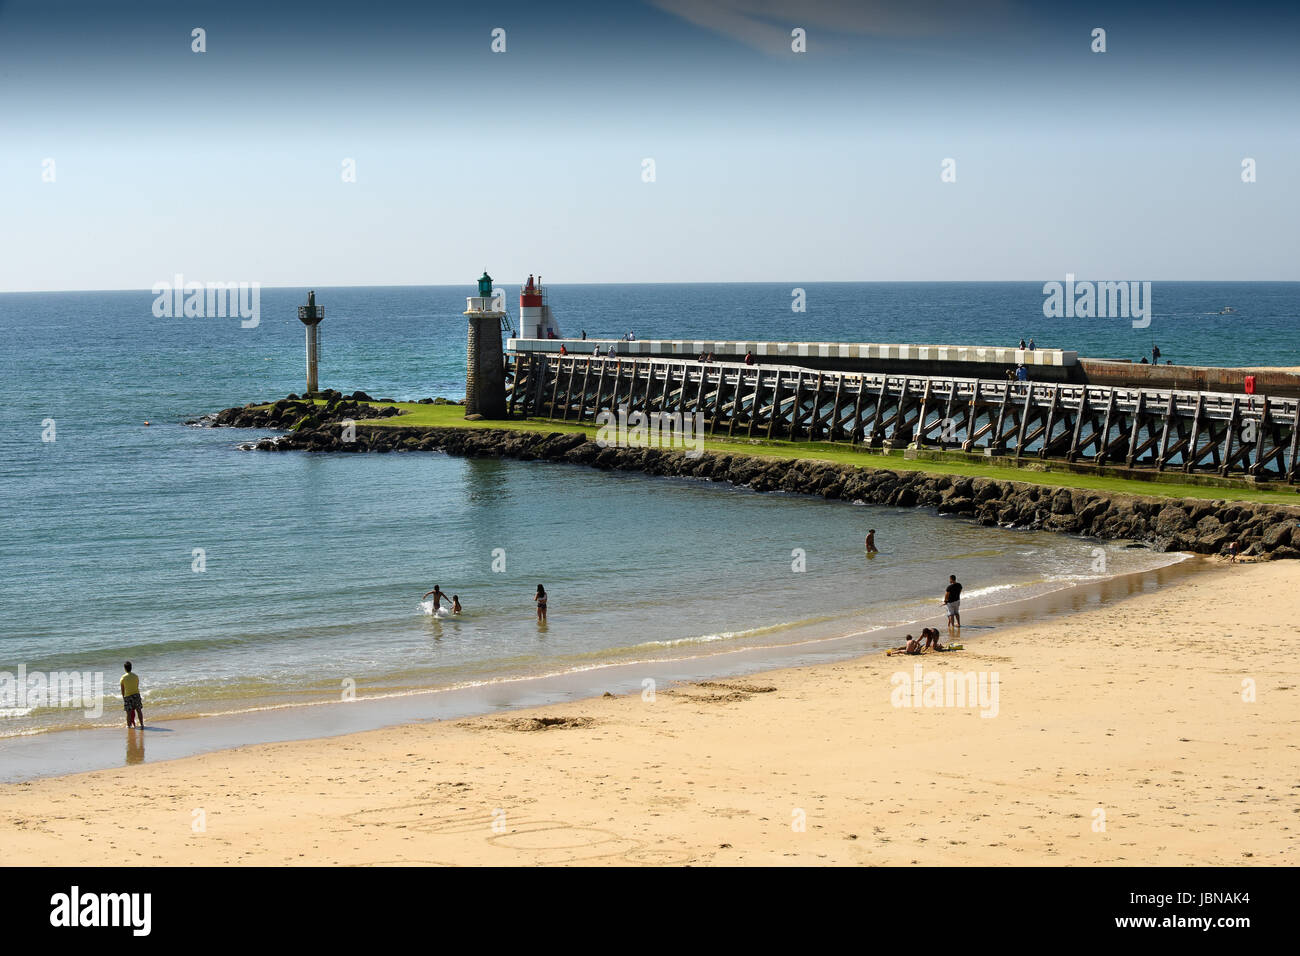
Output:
2,282,1288,737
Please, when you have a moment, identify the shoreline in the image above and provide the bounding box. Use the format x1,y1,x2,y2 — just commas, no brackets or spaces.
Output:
4,556,1295,866
0,552,1197,784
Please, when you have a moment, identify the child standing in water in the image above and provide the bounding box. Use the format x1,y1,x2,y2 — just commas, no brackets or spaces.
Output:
452,595,462,615
865,529,878,554
534,585,548,622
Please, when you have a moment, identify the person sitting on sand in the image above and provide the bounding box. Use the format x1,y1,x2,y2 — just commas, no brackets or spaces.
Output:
903,634,923,655
422,584,449,610
865,529,878,554
534,584,548,622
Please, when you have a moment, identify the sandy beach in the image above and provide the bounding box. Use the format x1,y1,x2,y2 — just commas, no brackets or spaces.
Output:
2,559,1296,867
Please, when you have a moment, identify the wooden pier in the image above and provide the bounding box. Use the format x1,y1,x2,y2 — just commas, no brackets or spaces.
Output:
505,353,1300,481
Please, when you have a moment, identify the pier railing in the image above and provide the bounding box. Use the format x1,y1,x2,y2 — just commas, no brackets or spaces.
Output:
505,353,1300,481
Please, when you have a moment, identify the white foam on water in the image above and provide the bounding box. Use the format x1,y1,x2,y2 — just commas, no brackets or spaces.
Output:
419,600,453,618
959,583,1019,600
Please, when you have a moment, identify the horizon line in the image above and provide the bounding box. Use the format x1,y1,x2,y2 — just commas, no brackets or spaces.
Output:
3,278,1298,296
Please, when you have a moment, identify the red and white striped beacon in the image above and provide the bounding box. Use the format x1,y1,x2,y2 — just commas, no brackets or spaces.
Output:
519,274,562,340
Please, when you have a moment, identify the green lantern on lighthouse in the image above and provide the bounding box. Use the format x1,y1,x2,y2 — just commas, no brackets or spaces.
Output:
477,271,493,298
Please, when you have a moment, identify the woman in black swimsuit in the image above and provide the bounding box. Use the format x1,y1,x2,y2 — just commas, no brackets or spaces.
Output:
534,584,548,622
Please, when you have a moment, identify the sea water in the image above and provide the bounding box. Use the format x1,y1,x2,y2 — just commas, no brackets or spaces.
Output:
1,282,1290,740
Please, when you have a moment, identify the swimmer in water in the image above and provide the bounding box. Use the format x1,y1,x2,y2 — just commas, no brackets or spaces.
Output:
534,584,548,623
421,584,449,610
452,594,462,615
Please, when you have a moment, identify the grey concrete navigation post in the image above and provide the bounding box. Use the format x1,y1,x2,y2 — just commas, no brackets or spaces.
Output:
297,290,324,396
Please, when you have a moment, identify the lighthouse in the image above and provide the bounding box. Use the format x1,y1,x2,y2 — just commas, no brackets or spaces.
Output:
297,290,324,395
463,271,507,418
519,274,562,339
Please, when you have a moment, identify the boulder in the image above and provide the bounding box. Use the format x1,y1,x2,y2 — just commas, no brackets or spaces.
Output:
1154,505,1192,537
1261,521,1295,551
1049,488,1074,514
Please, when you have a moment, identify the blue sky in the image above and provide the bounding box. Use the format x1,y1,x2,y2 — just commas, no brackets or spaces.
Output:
1,0,1296,290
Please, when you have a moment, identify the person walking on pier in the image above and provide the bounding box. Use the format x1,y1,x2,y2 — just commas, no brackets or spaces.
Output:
1018,339,1026,350
943,575,963,630
1027,337,1035,351
534,584,548,623
1152,343,1161,364
744,350,754,365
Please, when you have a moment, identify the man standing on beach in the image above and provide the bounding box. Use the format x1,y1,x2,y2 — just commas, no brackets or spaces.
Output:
943,575,962,630
120,662,143,728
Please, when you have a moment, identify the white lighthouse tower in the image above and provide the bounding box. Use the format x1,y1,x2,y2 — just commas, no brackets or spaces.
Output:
519,274,562,340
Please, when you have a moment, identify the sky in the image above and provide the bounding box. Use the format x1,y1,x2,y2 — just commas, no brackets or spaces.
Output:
0,0,1297,291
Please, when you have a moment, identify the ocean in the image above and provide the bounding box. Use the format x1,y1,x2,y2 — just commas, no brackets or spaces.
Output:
1,282,1293,745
